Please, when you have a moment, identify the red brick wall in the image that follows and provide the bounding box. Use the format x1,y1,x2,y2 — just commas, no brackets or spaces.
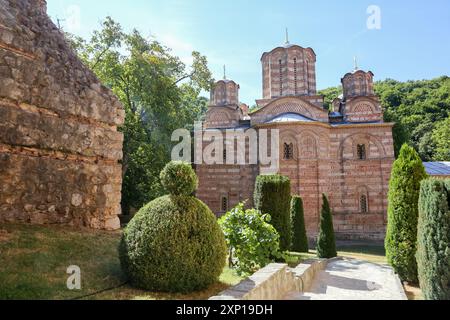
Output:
196,123,394,241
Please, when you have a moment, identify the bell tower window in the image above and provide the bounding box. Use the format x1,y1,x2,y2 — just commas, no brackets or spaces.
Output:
294,58,298,95
357,144,367,160
279,59,283,96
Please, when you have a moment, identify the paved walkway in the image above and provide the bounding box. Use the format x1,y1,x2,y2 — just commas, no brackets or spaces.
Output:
284,258,407,300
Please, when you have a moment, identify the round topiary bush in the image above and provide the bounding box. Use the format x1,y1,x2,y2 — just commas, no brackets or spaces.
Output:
160,160,198,196
119,161,227,293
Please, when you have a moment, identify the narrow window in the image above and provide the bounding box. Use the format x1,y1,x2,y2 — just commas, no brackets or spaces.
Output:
294,58,298,95
223,148,227,164
360,195,368,213
283,143,294,160
305,61,309,93
279,59,283,96
357,144,366,160
221,196,228,212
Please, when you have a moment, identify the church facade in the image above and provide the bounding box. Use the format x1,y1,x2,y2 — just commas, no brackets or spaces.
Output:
196,40,395,241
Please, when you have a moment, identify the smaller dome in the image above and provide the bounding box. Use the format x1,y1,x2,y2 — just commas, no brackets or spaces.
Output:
266,112,315,124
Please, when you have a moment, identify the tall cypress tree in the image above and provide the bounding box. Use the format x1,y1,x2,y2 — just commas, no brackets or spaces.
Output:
385,144,427,283
291,196,309,253
316,194,337,259
417,179,450,300
254,175,292,251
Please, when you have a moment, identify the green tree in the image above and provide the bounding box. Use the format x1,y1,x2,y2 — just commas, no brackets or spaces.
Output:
290,196,309,253
318,86,342,111
254,175,292,251
417,179,450,300
66,17,212,214
385,144,427,283
316,194,337,259
431,116,450,161
218,203,282,276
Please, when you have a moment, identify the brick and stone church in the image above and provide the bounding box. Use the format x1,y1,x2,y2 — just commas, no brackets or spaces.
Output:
196,38,395,241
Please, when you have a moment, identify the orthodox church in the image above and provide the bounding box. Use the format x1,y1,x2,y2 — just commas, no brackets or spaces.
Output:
196,35,395,240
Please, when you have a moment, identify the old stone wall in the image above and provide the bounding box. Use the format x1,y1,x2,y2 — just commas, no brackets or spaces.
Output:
209,259,332,300
0,0,125,230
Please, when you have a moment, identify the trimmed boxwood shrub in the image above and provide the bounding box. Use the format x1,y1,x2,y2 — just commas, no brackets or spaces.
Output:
160,160,198,196
254,175,292,251
316,194,337,259
416,178,450,300
291,196,309,253
385,144,427,283
119,161,226,293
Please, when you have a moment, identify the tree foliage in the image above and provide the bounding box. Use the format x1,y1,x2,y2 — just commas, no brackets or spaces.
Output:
417,178,450,300
66,17,212,214
316,194,337,259
254,175,292,251
291,196,309,253
319,76,450,160
385,144,428,283
218,203,282,276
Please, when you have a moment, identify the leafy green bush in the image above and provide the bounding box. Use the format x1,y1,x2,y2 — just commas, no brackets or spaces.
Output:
316,194,337,259
160,161,198,196
385,144,427,283
119,161,226,292
254,175,292,251
218,203,282,276
417,178,450,300
291,196,309,253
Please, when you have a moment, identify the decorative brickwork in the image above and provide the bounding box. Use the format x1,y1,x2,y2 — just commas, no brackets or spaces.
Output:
198,39,395,241
0,0,124,230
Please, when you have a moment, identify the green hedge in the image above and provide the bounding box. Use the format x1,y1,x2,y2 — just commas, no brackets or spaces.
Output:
417,178,450,300
316,194,337,259
254,175,292,251
291,196,309,253
385,144,427,283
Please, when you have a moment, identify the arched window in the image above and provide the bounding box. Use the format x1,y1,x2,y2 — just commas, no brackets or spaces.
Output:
357,144,366,160
279,59,283,96
294,58,298,95
360,194,368,213
305,60,310,93
221,196,228,212
283,143,294,160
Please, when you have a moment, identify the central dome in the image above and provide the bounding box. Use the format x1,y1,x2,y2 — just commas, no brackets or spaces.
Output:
261,43,317,99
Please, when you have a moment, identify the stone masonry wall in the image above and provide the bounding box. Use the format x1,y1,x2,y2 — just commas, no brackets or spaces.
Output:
0,0,125,230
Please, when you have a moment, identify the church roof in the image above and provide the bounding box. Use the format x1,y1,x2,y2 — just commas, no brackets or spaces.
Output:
424,162,450,176
266,112,316,124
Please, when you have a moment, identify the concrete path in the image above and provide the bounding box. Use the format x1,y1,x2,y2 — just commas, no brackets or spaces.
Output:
284,258,407,300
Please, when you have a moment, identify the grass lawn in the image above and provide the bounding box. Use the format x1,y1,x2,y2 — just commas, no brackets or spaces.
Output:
0,223,243,300
0,223,423,300
337,244,388,265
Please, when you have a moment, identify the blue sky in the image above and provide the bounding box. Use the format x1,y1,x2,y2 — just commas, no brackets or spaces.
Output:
48,0,450,105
